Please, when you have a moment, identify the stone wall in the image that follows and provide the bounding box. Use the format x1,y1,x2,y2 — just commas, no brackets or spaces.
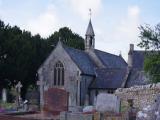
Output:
115,83,160,110
38,42,82,108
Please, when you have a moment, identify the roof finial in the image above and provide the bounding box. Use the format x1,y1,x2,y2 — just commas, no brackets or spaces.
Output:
59,36,61,41
89,8,92,19
57,36,62,46
119,51,122,57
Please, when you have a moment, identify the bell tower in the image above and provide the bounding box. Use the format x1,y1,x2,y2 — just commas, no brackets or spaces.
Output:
85,9,95,51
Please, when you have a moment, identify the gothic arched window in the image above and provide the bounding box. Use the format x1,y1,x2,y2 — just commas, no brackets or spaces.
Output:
54,61,64,86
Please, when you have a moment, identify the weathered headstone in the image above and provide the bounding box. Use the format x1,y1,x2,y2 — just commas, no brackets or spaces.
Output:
2,88,7,103
43,88,69,115
83,106,94,113
128,99,137,120
96,93,120,113
25,90,40,111
23,100,29,111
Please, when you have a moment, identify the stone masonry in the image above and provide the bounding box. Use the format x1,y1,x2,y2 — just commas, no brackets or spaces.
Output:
115,83,160,110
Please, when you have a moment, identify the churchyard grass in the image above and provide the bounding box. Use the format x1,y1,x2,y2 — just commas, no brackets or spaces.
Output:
0,101,16,111
120,101,129,112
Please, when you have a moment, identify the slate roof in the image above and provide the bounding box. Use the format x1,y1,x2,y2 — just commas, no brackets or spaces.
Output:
64,46,128,77
89,68,127,89
94,49,127,68
125,50,155,87
125,69,149,87
62,41,130,89
64,46,96,76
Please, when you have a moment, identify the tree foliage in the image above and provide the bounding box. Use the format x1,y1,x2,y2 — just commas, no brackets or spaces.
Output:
138,24,160,50
47,27,84,50
0,20,84,97
144,54,160,83
138,24,160,83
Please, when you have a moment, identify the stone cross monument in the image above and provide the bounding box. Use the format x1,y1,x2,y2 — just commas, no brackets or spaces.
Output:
15,81,23,109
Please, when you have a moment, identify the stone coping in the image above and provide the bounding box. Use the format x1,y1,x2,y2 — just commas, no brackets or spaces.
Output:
116,83,160,93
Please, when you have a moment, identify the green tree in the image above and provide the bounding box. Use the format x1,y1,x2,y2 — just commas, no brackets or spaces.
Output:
47,27,84,50
138,23,160,83
0,20,50,96
0,20,84,98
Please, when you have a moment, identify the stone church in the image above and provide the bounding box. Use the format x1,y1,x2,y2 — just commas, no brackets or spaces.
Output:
37,19,148,109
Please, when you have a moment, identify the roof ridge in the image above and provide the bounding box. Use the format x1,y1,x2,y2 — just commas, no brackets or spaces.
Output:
94,49,127,68
133,50,160,52
95,49,120,57
96,67,127,70
63,44,86,53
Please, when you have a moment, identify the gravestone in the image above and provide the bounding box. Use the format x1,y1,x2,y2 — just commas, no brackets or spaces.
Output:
25,90,40,111
43,88,69,115
96,93,120,113
2,88,7,103
127,99,137,120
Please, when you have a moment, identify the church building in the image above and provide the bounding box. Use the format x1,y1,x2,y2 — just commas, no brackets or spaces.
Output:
37,19,148,110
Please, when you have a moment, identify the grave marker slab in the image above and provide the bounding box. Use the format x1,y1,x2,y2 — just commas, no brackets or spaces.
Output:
43,88,69,115
2,88,7,103
96,93,120,113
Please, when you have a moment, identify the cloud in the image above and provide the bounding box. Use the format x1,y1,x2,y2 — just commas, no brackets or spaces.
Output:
25,4,61,38
113,5,140,59
67,0,102,20
128,6,140,18
115,6,140,42
95,5,141,60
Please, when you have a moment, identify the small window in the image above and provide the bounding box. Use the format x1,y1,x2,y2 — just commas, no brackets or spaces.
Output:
90,37,92,45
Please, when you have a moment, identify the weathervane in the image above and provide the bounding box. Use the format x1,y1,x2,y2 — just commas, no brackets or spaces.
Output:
89,8,92,19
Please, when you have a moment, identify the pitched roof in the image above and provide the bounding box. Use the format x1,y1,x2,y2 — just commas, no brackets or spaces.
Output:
94,49,127,68
64,46,96,76
125,69,149,87
85,19,95,36
125,50,158,87
89,68,127,89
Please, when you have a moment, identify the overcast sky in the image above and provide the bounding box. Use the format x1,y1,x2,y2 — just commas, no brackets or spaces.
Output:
0,0,160,60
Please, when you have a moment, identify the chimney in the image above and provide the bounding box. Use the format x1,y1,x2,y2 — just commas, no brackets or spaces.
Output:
128,44,134,67
130,44,134,52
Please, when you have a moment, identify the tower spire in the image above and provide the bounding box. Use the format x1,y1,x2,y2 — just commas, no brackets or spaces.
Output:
86,9,94,36
85,9,95,51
